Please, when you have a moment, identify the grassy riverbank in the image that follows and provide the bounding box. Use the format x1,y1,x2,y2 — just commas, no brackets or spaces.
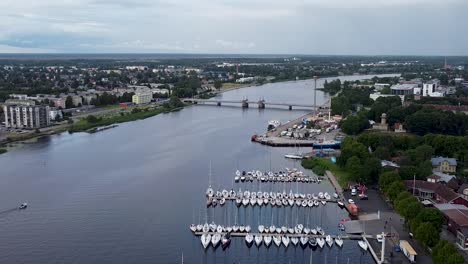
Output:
0,148,7,155
69,105,183,133
301,157,350,187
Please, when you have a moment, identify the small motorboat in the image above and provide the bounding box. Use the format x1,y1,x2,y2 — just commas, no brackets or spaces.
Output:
309,237,317,248
337,201,345,208
19,203,28,209
358,240,368,251
333,193,339,199
221,234,231,250
284,154,303,160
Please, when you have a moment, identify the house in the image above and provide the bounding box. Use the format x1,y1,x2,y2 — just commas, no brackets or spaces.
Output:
428,171,456,184
394,122,406,133
405,180,468,206
431,157,457,174
434,204,468,250
458,184,468,200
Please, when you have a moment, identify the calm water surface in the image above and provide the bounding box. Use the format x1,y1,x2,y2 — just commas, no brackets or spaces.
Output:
0,75,397,263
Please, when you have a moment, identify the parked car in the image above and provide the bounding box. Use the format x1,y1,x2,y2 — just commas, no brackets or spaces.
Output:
351,188,357,196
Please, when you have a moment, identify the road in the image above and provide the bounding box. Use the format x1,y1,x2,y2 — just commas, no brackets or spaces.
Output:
345,189,433,264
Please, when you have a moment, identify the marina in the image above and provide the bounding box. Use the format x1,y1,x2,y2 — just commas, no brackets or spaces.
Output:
0,75,398,264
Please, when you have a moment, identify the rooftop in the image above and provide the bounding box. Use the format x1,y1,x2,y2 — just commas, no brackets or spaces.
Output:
431,157,457,166
391,84,418,90
405,180,460,202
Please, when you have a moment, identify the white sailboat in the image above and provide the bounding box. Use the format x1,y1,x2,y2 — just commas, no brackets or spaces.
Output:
189,224,196,233
245,233,254,247
325,235,333,247
335,236,344,247
291,236,299,246
201,234,211,249
211,233,221,248
255,234,263,247
273,235,282,247
281,236,290,247
317,237,325,248
258,225,265,233
264,235,272,247
300,236,309,248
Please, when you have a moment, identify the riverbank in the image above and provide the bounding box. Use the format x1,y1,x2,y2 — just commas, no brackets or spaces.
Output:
0,100,185,147
0,148,6,155
69,105,183,133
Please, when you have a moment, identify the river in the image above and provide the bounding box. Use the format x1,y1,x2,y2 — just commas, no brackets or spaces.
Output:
0,74,398,264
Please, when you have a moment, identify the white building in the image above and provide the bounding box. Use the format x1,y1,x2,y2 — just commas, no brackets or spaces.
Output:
3,104,50,129
390,84,419,96
49,108,63,121
132,91,152,105
422,80,444,97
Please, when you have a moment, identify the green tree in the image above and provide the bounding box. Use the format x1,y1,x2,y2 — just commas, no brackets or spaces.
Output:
214,80,222,90
415,222,440,247
415,208,444,231
346,156,363,181
373,146,391,160
387,181,405,201
379,171,401,192
361,157,382,184
65,96,74,109
331,96,350,116
85,115,100,123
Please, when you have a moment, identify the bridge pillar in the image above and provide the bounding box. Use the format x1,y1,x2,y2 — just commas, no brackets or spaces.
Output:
217,102,221,106
289,105,292,110
258,100,265,109
242,99,249,108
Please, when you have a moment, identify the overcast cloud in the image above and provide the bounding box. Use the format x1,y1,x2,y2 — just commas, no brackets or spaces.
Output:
0,0,467,55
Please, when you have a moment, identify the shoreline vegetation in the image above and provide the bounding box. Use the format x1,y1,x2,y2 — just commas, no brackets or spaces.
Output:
0,148,7,155
301,158,350,187
69,97,185,133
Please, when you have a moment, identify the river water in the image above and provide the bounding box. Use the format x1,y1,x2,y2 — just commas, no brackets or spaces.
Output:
0,74,397,264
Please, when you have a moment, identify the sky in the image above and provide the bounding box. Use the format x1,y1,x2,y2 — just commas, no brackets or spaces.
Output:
0,0,467,55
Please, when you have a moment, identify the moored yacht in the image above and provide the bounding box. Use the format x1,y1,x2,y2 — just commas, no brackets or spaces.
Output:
335,236,343,247
245,233,254,247
201,234,211,249
325,235,333,247
264,235,272,247
255,234,263,247
273,235,282,247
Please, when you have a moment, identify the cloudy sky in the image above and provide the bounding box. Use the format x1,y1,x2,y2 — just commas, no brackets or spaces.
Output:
0,0,467,55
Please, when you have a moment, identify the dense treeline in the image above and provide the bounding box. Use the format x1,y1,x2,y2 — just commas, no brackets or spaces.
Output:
90,92,134,106
379,172,465,264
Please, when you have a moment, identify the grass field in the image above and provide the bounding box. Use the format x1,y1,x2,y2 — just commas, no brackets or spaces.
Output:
302,157,350,187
